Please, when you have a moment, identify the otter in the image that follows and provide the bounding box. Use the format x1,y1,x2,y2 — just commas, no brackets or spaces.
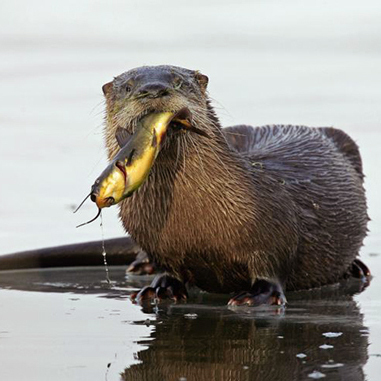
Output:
98,65,369,306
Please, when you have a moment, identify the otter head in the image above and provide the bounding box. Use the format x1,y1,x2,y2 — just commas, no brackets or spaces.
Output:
102,65,212,161
91,66,216,209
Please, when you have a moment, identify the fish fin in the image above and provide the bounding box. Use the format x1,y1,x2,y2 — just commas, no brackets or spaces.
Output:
127,149,135,166
115,127,132,148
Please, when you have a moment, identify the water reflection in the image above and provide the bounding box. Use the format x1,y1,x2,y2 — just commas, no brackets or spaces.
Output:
0,267,369,380
0,266,147,297
123,282,368,381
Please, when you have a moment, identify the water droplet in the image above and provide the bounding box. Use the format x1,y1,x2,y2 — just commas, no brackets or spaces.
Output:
184,313,198,319
322,332,342,338
321,363,344,369
319,344,334,349
100,212,111,284
308,371,326,379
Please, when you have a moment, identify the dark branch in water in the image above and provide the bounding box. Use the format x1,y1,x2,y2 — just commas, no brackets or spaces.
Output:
76,208,102,228
73,193,91,214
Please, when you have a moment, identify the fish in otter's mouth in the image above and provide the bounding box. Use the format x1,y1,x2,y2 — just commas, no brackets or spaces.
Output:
88,107,208,211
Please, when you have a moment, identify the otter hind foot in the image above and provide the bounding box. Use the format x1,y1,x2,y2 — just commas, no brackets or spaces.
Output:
351,258,371,281
130,274,188,304
126,250,156,275
228,279,286,307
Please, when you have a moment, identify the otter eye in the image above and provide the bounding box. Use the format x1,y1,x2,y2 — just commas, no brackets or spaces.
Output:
124,80,134,93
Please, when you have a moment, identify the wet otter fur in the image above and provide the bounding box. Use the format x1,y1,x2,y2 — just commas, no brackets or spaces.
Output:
102,65,369,304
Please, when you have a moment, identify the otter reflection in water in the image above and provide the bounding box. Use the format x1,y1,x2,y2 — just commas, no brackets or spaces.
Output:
87,65,370,306
122,281,368,381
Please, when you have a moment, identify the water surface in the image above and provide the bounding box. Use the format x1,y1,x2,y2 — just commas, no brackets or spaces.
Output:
0,266,377,381
0,0,380,380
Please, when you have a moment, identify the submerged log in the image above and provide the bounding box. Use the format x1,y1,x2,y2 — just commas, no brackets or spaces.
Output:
0,237,139,271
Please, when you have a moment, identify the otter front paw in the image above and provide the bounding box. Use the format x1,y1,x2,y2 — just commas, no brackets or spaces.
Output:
228,279,286,307
131,274,188,304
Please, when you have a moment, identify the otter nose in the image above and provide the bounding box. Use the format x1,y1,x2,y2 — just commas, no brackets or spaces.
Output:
136,82,170,99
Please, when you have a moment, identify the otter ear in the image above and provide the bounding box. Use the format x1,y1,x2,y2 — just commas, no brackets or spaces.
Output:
195,71,209,92
102,81,113,96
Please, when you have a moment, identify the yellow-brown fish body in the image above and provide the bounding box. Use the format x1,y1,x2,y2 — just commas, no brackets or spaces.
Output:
91,109,194,209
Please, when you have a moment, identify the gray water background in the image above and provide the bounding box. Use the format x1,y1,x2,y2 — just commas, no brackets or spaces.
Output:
0,0,380,380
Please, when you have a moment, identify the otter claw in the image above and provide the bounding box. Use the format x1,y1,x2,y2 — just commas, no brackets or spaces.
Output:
351,258,371,280
126,250,157,275
228,279,286,307
130,274,188,304
131,286,157,302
